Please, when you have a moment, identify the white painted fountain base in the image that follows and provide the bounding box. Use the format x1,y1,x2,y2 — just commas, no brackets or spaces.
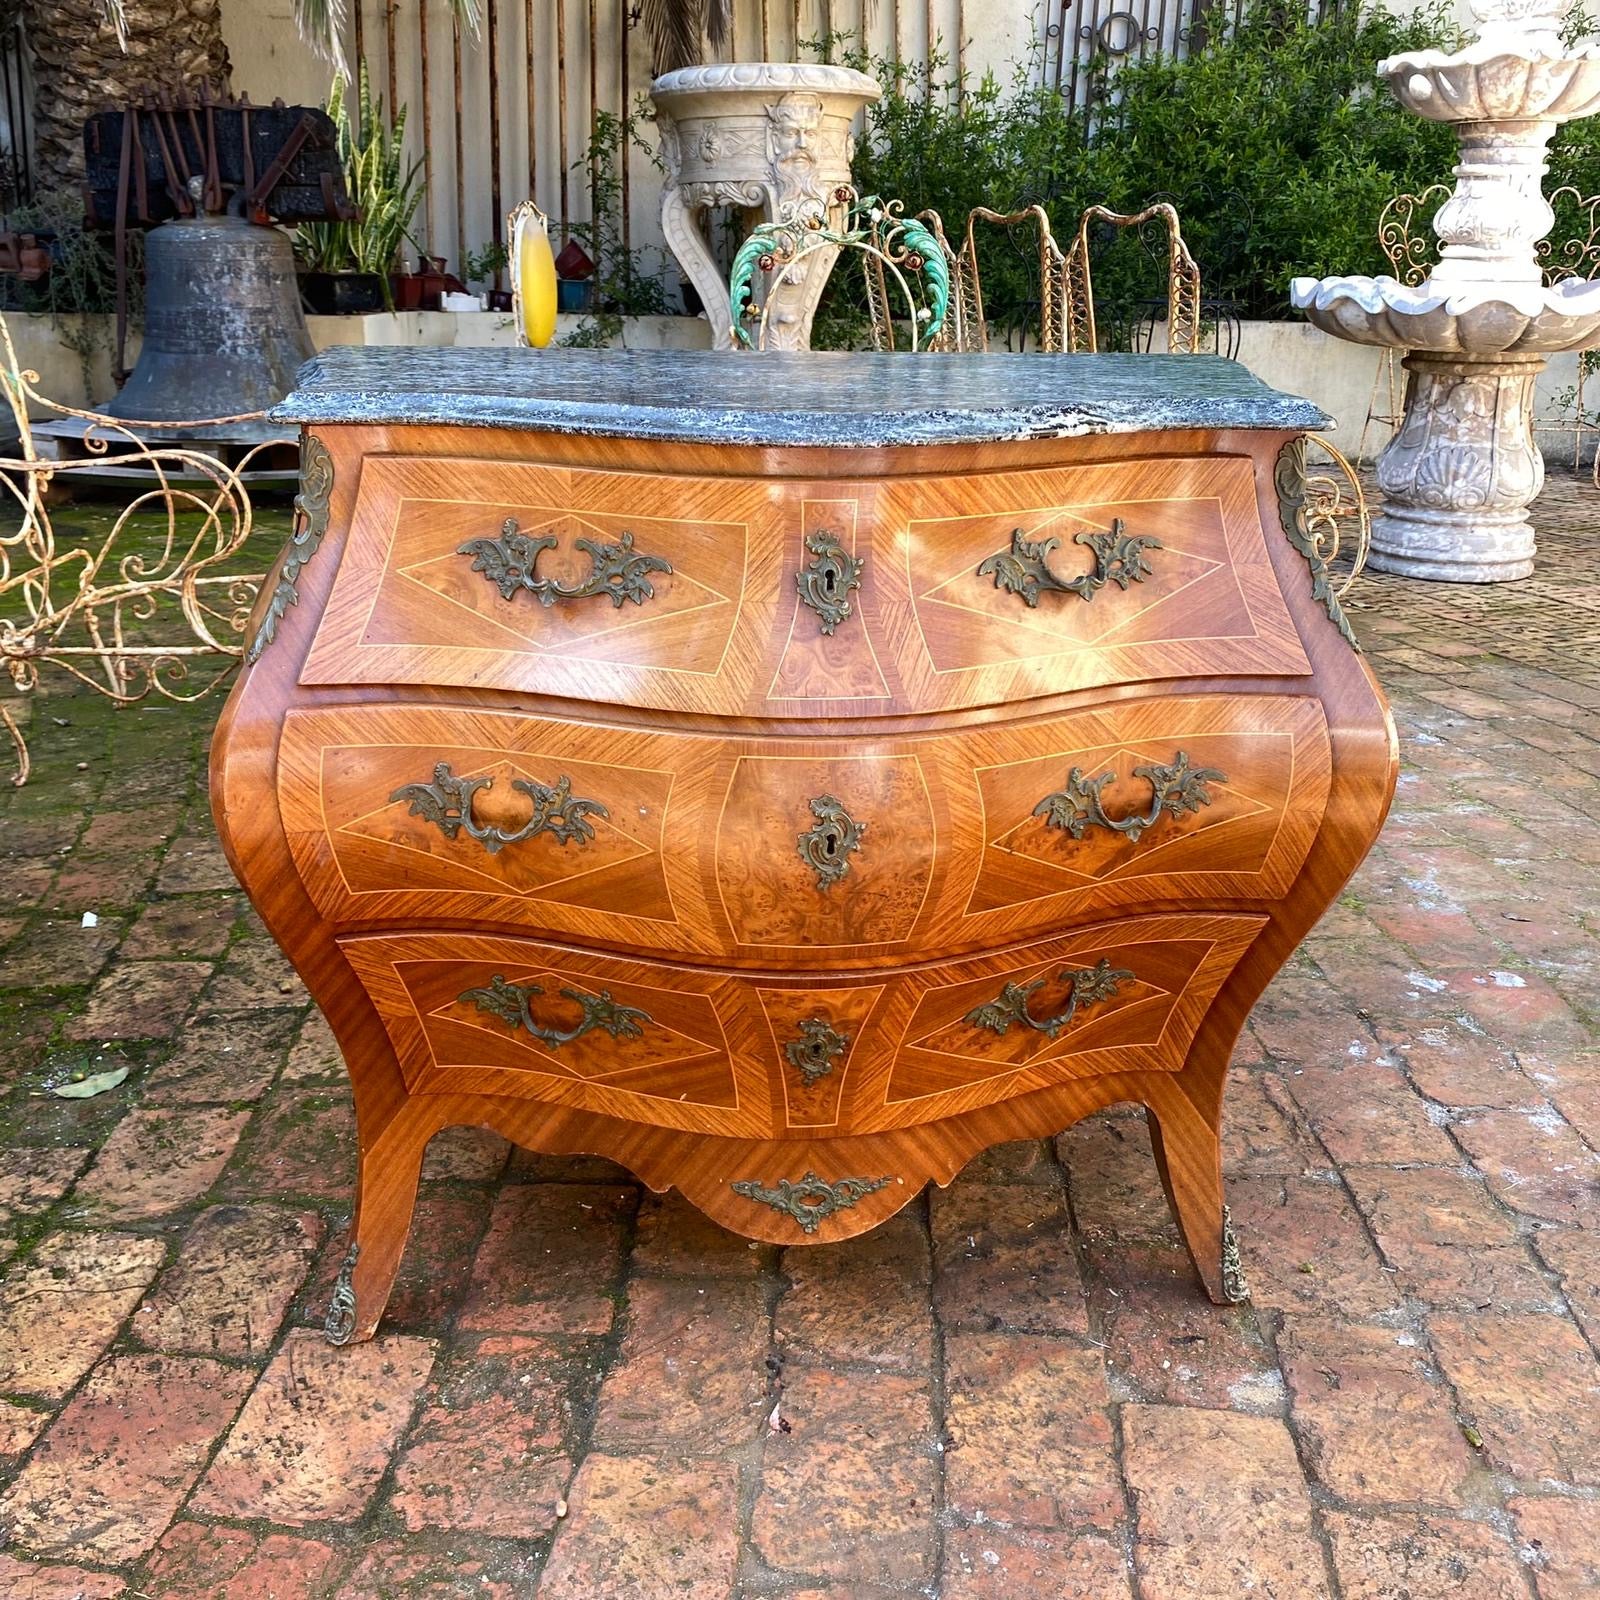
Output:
1370,352,1545,582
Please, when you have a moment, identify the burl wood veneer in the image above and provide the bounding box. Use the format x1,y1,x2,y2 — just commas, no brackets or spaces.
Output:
211,349,1395,1343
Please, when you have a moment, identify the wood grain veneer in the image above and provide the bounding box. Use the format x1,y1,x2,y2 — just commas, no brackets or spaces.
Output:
211,417,1395,1343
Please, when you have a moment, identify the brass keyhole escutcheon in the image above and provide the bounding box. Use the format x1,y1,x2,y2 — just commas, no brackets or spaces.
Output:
796,794,867,891
785,1017,849,1085
796,530,863,636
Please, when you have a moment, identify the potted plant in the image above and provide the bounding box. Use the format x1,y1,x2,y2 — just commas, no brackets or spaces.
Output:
462,241,512,311
296,64,424,314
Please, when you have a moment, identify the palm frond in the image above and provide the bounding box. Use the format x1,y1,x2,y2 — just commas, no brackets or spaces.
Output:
99,0,128,49
705,0,732,52
296,0,481,79
639,0,706,75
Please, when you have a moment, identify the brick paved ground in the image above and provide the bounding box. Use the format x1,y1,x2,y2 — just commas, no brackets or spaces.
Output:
1,475,1599,1598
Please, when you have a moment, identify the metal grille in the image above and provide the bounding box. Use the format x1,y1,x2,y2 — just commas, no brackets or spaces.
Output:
1043,0,1344,107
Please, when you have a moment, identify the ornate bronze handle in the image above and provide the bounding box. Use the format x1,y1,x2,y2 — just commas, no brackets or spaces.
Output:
458,517,672,607
785,1017,849,1085
964,956,1131,1040
731,1170,892,1234
976,518,1161,608
1033,750,1225,844
461,973,652,1050
796,530,863,635
391,762,607,854
797,794,866,890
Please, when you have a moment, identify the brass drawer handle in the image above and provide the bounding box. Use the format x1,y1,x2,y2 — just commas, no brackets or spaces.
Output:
796,529,863,635
1033,750,1225,844
796,794,867,890
458,517,672,607
976,518,1161,607
965,956,1131,1040
731,1170,892,1234
461,973,652,1049
391,762,607,854
785,1017,849,1084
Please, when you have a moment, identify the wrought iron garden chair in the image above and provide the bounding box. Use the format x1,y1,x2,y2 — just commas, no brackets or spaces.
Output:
1358,184,1450,465
1063,202,1203,356
1537,185,1600,480
957,205,1072,352
862,206,968,352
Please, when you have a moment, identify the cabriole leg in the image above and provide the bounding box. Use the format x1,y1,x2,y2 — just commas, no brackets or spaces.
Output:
1146,1092,1248,1306
324,1102,439,1346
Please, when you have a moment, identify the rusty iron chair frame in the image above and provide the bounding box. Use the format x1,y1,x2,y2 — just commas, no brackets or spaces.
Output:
0,314,268,785
1359,184,1451,466
1064,202,1203,357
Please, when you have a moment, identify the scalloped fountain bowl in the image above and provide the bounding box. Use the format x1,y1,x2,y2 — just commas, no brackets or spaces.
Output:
1380,42,1600,120
1289,273,1600,353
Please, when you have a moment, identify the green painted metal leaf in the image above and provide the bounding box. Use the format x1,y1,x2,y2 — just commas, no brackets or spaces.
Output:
728,229,779,348
900,215,948,345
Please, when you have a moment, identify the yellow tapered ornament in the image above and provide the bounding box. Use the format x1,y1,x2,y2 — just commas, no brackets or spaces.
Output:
510,201,557,349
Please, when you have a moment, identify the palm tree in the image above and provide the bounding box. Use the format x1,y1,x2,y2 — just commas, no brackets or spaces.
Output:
22,0,482,194
22,0,231,193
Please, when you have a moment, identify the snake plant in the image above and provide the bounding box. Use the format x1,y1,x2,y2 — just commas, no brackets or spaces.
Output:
294,65,424,296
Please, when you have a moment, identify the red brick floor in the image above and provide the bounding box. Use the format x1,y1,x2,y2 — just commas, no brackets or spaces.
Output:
0,477,1598,1596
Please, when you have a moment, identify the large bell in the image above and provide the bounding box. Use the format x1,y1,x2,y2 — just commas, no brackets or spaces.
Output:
105,214,314,421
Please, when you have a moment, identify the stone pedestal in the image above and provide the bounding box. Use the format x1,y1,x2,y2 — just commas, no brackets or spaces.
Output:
651,63,880,351
1369,353,1544,582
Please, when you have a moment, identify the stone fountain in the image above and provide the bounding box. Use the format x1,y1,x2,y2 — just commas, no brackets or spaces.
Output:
1291,0,1600,581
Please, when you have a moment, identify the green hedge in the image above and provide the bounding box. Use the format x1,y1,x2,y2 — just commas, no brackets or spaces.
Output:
813,0,1600,342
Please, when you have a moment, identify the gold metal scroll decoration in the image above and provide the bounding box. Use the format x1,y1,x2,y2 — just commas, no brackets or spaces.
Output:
0,314,269,785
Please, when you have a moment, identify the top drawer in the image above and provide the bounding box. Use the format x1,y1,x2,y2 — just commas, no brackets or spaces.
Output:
299,450,1310,715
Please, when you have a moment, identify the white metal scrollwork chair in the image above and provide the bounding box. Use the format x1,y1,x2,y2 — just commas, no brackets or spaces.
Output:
1537,185,1600,481
861,205,968,352
1358,184,1450,466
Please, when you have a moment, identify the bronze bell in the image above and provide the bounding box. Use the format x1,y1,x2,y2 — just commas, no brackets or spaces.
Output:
104,213,314,422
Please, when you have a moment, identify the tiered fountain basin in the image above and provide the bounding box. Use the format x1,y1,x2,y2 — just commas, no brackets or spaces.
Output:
1380,41,1600,120
1290,274,1600,354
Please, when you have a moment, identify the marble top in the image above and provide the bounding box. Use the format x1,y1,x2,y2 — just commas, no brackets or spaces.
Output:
272,347,1328,445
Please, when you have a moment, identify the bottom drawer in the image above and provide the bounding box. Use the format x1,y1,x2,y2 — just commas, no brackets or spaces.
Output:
340,911,1265,1139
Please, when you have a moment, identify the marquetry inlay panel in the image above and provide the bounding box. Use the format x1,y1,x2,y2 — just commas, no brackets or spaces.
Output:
299,454,763,703
277,692,1329,963
339,913,1263,1140
298,450,1307,718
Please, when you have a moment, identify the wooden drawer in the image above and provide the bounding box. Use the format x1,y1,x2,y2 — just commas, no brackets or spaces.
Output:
280,695,1328,961
297,451,1310,716
339,912,1265,1136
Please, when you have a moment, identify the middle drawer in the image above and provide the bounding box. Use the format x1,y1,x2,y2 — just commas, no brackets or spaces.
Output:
278,694,1330,964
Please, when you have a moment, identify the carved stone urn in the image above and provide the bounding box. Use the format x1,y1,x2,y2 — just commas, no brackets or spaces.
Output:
651,62,881,351
1291,0,1600,581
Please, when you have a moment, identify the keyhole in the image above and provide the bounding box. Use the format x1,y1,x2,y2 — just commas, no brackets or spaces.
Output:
822,828,840,859
821,567,837,597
